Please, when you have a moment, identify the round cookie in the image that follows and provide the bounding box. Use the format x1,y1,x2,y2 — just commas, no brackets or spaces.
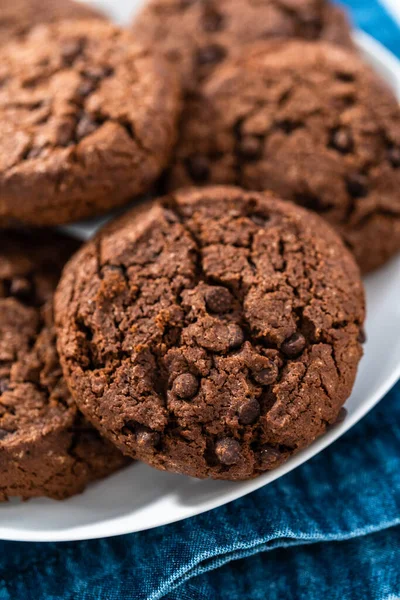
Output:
0,231,128,501
55,186,365,481
0,0,105,45
0,20,181,227
168,41,400,273
132,0,353,93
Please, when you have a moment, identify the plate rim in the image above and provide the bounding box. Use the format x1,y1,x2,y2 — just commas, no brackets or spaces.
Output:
1,31,400,543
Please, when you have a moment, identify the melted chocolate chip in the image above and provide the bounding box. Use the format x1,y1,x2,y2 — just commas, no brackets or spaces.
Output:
258,444,283,469
205,287,233,314
281,332,306,357
136,427,161,449
185,155,210,182
227,324,244,350
238,398,260,425
253,363,278,386
215,438,242,465
173,373,199,399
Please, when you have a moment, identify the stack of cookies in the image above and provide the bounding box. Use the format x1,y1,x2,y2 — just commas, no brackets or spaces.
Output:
0,0,398,500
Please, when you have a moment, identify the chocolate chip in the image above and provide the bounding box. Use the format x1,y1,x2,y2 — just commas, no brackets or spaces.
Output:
76,114,98,140
0,429,9,441
84,65,113,80
250,214,269,227
78,79,96,98
197,44,226,66
357,327,367,344
202,11,224,32
281,332,306,357
238,136,263,160
185,154,210,182
27,147,43,159
278,120,302,134
10,277,32,300
173,373,199,399
215,438,242,465
253,363,278,386
163,209,179,224
238,398,260,425
259,444,283,469
205,287,233,314
330,128,353,153
335,71,355,82
0,379,9,395
335,407,348,424
61,38,85,65
136,427,161,449
346,174,368,198
56,119,75,146
388,146,400,168
227,324,244,350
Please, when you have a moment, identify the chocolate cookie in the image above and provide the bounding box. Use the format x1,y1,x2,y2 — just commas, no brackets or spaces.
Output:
168,41,400,273
55,186,365,481
0,231,128,501
0,0,105,45
132,0,353,93
0,20,181,227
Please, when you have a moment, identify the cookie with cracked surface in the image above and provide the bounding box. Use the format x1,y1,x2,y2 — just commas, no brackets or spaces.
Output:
168,41,400,273
0,231,128,502
131,0,353,93
0,20,181,227
0,0,105,45
55,186,365,481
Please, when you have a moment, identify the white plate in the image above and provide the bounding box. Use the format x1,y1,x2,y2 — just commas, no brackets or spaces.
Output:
1,4,400,541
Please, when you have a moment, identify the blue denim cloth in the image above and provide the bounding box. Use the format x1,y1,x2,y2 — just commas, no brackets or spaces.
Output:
1,2,400,599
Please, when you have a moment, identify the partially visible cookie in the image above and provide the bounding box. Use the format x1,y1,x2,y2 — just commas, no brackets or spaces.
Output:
168,41,400,273
0,231,128,502
0,20,181,227
0,0,105,45
132,0,353,92
55,186,365,481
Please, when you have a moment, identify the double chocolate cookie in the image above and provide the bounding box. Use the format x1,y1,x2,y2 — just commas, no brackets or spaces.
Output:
168,41,400,273
132,0,353,93
0,20,181,226
0,231,128,501
55,187,365,481
0,0,105,45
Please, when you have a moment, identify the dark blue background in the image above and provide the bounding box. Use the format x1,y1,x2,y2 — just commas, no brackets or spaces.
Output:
1,2,400,598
